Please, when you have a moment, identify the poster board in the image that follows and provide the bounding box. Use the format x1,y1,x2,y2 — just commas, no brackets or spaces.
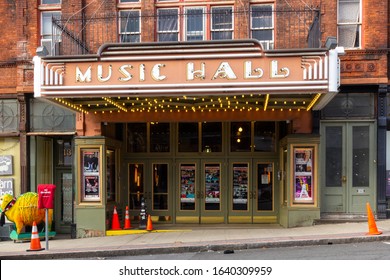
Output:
293,147,314,204
80,148,101,202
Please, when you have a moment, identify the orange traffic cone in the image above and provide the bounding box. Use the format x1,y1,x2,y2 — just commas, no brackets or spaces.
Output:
123,206,132,229
111,206,121,230
146,214,153,231
27,221,44,252
366,202,382,235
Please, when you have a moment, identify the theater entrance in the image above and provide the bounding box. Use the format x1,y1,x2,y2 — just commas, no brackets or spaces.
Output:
175,159,277,224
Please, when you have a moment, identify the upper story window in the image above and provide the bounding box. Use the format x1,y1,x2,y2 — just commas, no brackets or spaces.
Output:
211,6,233,40
337,0,361,48
41,0,61,4
41,11,61,55
156,6,233,42
184,7,206,41
119,10,141,42
157,9,179,42
251,5,274,50
120,0,139,2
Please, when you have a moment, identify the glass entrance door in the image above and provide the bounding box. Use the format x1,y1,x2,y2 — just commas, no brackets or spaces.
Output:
228,160,276,223
129,161,172,222
176,160,225,223
321,122,376,214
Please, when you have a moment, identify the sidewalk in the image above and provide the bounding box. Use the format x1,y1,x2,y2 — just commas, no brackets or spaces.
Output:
1,220,390,260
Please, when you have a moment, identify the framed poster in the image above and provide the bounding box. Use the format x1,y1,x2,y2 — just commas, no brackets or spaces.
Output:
81,149,101,202
293,147,314,204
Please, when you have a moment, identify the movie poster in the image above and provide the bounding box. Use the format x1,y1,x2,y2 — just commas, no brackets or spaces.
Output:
232,163,248,210
180,164,196,204
205,164,220,204
293,148,314,203
81,149,100,202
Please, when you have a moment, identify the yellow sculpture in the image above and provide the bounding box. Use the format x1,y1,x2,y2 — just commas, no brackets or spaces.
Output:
0,192,53,234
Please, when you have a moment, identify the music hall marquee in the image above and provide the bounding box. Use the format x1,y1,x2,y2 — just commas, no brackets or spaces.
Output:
33,40,344,115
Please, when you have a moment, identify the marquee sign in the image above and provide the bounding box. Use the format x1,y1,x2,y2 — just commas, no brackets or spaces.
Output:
33,40,344,110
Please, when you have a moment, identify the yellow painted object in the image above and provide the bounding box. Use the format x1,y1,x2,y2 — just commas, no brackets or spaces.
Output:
0,192,53,234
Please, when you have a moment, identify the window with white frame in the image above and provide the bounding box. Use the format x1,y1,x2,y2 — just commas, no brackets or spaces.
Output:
119,10,141,42
338,0,361,48
251,5,274,50
184,7,205,41
157,9,179,42
41,11,61,56
211,6,233,40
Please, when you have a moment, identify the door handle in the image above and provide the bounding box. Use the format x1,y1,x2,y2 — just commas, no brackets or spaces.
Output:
342,176,347,183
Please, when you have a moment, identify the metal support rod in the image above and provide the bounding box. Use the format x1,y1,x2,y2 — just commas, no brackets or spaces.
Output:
45,208,49,250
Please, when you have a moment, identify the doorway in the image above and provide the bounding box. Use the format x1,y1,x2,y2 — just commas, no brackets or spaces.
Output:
320,122,376,215
176,160,226,223
228,160,276,223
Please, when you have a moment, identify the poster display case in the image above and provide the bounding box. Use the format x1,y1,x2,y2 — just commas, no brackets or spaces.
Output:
293,147,314,204
80,148,101,202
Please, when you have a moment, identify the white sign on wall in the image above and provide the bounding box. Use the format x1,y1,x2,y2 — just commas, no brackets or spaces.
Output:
0,155,13,176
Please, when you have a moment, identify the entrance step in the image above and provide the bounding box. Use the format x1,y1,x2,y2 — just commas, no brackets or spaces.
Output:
314,214,367,225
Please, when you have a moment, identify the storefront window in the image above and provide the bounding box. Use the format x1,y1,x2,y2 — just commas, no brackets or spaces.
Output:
231,122,251,152
178,122,198,152
202,122,222,153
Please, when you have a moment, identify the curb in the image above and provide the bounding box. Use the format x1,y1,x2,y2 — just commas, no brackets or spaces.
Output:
2,233,390,260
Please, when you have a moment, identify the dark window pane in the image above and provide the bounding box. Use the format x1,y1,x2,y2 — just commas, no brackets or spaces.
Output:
153,163,169,210
127,123,147,152
257,163,273,211
150,123,170,152
231,122,251,152
202,122,222,153
254,122,275,152
178,123,199,152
